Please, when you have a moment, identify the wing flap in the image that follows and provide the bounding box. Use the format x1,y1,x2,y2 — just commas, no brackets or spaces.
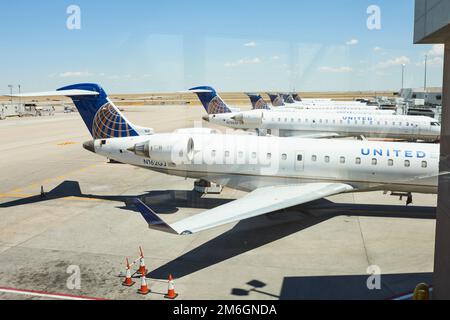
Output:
133,183,353,235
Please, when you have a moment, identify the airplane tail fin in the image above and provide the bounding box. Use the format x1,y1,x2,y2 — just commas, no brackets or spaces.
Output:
292,93,302,102
57,83,141,139
246,93,270,110
189,86,232,114
267,93,285,107
281,93,296,104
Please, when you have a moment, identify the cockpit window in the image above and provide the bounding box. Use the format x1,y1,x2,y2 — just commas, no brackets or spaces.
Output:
431,122,441,126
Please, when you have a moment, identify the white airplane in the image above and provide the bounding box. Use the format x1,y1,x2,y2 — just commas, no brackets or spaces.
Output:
197,91,441,141
10,83,442,236
284,93,368,106
268,93,393,113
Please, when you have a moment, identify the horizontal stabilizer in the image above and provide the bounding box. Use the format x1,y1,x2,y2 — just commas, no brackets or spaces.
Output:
186,89,214,93
5,90,99,98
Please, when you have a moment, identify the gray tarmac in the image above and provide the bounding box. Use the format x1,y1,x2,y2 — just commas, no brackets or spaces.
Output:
0,105,436,300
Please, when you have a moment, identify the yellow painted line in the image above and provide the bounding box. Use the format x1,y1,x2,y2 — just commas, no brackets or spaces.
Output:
0,194,34,198
57,142,77,146
5,164,100,195
0,194,107,203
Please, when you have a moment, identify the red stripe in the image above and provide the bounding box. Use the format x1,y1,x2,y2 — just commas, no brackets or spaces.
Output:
0,286,108,300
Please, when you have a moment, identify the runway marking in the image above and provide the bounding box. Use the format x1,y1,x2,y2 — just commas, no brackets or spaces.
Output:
0,286,106,300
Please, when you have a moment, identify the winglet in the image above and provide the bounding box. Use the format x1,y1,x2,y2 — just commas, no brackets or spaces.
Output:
131,199,184,235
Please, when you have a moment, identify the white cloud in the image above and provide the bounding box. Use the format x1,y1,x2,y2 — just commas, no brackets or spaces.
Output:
272,55,281,60
225,57,262,68
319,66,353,73
373,46,382,52
417,56,444,67
59,71,92,78
244,41,257,47
428,44,444,57
346,39,359,46
376,56,410,69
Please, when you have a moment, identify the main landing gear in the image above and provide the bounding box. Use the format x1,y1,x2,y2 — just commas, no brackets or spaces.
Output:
387,191,413,206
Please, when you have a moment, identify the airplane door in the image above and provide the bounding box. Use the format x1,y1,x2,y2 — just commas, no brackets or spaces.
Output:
295,152,305,171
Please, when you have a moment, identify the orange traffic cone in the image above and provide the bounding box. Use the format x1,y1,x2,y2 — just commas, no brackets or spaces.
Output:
138,247,148,276
137,274,150,295
122,258,135,287
164,274,179,299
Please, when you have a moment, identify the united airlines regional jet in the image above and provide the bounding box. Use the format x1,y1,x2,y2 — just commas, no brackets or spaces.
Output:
9,84,443,235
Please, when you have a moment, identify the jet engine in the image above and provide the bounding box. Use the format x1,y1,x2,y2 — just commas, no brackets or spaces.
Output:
128,135,195,165
231,111,263,125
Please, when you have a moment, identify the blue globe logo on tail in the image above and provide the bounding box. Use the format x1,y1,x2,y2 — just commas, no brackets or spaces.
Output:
92,103,138,139
254,98,270,110
208,96,230,115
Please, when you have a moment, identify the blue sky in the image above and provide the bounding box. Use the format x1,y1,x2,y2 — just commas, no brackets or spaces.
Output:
0,0,444,93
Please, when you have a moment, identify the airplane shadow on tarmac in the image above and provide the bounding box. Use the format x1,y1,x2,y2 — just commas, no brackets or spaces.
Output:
0,180,233,214
0,180,437,288
231,273,434,300
147,199,436,280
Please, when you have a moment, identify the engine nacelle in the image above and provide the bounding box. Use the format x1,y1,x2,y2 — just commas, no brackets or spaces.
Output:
232,111,263,125
129,134,195,165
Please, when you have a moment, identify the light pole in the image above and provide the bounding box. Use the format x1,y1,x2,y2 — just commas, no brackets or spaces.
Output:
8,85,13,106
18,85,21,108
401,64,405,91
424,54,428,92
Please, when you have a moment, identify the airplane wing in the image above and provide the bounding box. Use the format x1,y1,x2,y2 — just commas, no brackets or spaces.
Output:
132,183,354,235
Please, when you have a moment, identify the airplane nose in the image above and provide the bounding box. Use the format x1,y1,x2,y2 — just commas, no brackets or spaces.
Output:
202,115,210,122
83,140,96,153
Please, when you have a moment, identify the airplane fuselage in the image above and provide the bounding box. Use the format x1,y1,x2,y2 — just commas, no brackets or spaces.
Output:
208,110,441,141
88,133,439,194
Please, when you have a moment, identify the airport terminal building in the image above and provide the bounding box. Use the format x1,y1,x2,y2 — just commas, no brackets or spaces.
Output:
415,0,450,300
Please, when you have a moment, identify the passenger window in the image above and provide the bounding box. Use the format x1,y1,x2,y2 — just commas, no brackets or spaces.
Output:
356,158,361,165
225,151,230,157
340,157,345,164
388,159,394,166
282,154,287,161
297,155,303,161
372,158,378,166
212,150,216,157
405,160,411,168
267,153,272,160
252,152,257,159
325,156,330,163
312,155,317,162
422,161,428,168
